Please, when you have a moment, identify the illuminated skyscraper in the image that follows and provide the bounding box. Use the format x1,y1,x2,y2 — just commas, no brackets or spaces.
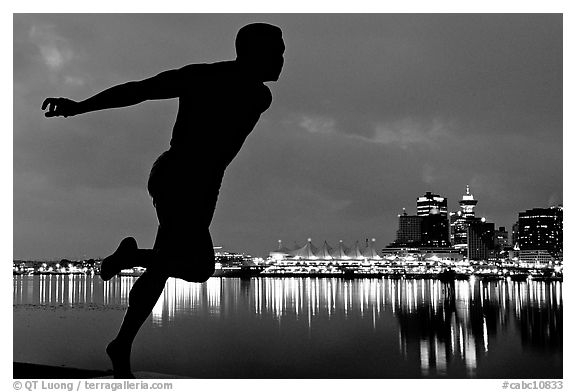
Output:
450,185,480,252
416,192,450,247
459,185,478,218
512,221,519,247
417,192,448,216
450,211,466,249
388,194,450,248
494,226,509,249
396,208,423,246
518,206,563,257
467,218,495,261
421,213,450,247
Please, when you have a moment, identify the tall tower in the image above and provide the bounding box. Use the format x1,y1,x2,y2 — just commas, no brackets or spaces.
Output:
451,185,480,252
395,209,423,245
416,191,450,247
459,185,478,218
417,192,448,216
518,206,563,256
467,219,495,261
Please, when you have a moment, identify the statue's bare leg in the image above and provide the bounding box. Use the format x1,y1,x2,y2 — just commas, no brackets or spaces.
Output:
104,227,215,378
106,268,168,378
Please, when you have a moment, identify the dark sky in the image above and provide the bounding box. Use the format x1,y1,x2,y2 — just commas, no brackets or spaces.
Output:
13,14,562,259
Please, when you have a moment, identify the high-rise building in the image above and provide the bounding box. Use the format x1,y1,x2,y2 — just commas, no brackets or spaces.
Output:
512,221,519,247
416,192,450,247
417,192,448,216
387,191,449,248
387,187,512,259
493,226,511,260
450,185,478,252
518,206,563,257
467,219,495,261
494,226,509,249
421,213,450,247
459,185,478,218
395,209,423,246
450,211,466,249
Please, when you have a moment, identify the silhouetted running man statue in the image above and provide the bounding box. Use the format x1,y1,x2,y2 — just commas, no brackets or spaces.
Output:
42,23,285,378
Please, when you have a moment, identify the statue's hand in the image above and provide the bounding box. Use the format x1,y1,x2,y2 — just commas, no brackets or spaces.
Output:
41,97,80,118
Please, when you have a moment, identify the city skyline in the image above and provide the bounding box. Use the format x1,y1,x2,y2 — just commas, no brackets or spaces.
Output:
265,185,561,257
13,187,561,260
14,14,562,259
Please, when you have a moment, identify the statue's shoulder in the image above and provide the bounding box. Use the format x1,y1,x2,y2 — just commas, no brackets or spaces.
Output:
203,60,236,76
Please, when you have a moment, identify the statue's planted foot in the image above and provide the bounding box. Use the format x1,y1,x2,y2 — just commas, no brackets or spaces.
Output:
106,339,135,379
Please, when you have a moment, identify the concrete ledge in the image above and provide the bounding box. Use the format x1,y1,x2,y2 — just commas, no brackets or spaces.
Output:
14,362,111,379
13,363,188,379
95,372,188,379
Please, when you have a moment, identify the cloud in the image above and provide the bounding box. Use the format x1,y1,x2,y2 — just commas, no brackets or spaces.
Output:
29,25,73,70
422,163,437,185
354,117,453,148
298,115,337,135
64,76,85,87
13,14,562,259
297,113,455,152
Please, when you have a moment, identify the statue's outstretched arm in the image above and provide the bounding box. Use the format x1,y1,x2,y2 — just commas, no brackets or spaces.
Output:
42,65,193,118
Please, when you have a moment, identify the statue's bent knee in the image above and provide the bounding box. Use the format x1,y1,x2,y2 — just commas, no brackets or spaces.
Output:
180,263,215,283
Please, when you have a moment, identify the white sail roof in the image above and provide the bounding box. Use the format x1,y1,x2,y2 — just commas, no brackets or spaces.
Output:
347,240,365,260
330,240,350,259
362,239,382,259
291,239,319,259
316,241,333,260
269,238,382,261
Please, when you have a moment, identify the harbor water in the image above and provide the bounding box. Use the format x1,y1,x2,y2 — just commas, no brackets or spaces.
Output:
13,275,562,378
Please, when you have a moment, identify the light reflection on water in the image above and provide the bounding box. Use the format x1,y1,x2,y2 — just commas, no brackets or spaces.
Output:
13,275,562,378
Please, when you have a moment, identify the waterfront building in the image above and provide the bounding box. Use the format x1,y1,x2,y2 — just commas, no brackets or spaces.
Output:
518,250,555,266
347,241,366,260
417,192,450,247
268,238,383,264
269,240,293,261
512,221,519,247
395,209,423,246
362,239,382,260
388,209,450,248
381,246,464,263
493,226,512,261
507,242,521,261
494,226,509,249
292,238,319,260
450,185,478,252
450,211,463,248
316,241,334,260
387,186,509,262
421,213,450,247
467,219,495,261
518,206,563,258
493,226,511,260
459,185,478,217
389,191,450,248
417,191,448,216
331,240,350,260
